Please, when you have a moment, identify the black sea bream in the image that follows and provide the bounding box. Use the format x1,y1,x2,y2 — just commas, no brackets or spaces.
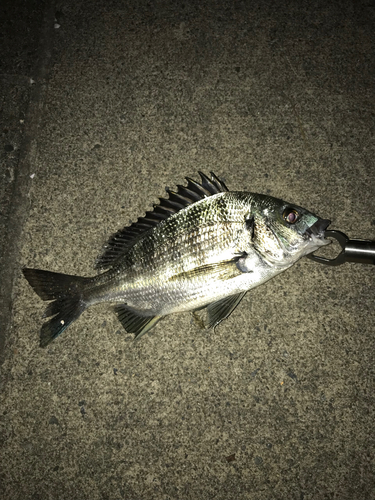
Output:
23,172,330,347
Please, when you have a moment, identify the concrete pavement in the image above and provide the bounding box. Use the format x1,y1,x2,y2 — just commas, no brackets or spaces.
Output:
1,1,374,498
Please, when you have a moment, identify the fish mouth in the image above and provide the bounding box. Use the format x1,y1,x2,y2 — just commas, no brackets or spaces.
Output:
305,218,331,237
304,218,331,244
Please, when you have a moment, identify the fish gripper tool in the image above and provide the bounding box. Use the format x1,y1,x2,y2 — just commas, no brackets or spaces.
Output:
307,230,375,266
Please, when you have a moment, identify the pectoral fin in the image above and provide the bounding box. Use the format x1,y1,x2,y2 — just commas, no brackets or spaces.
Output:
169,259,243,283
194,291,247,330
114,304,162,340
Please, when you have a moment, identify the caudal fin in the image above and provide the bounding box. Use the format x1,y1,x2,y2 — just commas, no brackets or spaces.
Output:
23,268,88,347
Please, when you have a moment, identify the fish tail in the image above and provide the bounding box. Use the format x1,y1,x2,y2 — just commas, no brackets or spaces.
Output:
23,268,89,347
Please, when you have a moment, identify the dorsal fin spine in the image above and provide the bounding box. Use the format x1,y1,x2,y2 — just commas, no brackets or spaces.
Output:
95,172,229,270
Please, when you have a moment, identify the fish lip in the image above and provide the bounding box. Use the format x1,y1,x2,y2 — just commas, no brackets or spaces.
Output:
304,219,331,239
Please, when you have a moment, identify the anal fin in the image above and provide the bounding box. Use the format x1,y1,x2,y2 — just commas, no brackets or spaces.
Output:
191,311,206,330
114,304,162,340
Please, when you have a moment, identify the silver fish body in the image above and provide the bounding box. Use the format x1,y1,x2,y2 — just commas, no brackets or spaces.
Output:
23,173,330,347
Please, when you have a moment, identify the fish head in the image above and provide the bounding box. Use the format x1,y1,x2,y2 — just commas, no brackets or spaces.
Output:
249,194,331,267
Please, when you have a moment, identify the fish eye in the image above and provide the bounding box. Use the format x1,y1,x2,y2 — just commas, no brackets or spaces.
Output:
283,208,299,224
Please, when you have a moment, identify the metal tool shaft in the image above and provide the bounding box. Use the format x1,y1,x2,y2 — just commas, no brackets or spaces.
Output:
344,239,375,265
307,230,375,266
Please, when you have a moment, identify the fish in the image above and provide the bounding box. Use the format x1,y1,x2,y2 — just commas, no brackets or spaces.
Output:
23,172,330,347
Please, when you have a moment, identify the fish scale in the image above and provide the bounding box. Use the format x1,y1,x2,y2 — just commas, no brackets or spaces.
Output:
98,196,245,311
23,172,330,347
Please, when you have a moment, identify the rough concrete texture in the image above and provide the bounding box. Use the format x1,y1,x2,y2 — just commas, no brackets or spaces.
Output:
0,0,51,358
1,0,374,499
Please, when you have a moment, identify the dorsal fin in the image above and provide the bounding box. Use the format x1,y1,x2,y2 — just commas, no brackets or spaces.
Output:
95,172,228,270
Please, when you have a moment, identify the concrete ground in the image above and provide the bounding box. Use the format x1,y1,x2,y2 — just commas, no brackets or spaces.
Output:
1,1,374,499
